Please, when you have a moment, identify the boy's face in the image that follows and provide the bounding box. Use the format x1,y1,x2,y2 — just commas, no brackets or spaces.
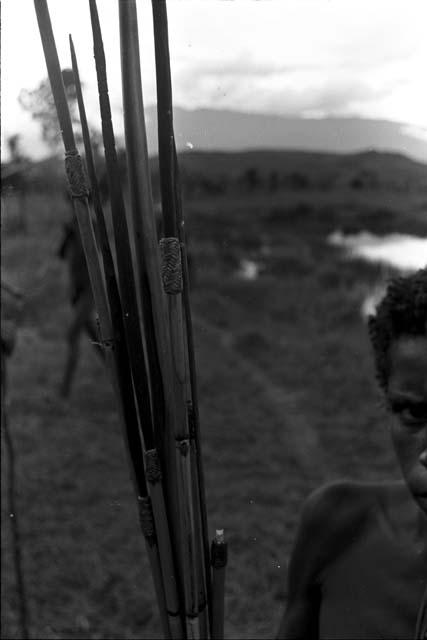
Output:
387,336,427,514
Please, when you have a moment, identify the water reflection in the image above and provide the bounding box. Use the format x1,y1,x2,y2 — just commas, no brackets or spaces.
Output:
233,232,426,314
236,259,261,280
328,230,427,272
328,230,427,317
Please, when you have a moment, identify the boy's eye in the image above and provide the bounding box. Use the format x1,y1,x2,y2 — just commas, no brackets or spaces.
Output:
393,402,427,425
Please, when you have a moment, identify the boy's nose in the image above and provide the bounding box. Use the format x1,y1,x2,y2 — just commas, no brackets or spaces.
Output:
420,449,427,468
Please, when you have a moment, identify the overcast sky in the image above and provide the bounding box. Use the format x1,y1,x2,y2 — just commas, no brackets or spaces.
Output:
2,0,427,160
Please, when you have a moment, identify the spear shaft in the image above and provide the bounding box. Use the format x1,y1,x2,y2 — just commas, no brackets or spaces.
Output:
118,0,188,587
72,28,175,640
88,0,157,453
88,3,185,635
174,145,212,629
69,34,146,498
34,0,112,377
152,1,212,630
116,0,170,474
34,4,170,636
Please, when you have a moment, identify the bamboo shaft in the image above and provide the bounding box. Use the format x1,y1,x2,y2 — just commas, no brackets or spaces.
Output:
118,0,187,438
146,540,172,639
118,1,189,606
151,0,212,628
69,34,148,497
152,0,177,238
88,12,186,636
117,0,168,452
89,0,156,452
71,36,176,638
145,450,183,639
34,11,171,639
33,1,74,151
35,3,219,639
175,152,212,623
189,438,209,640
69,36,115,302
34,0,112,366
175,441,200,637
149,4,206,633
151,0,188,409
139,496,172,640
168,295,187,388
34,12,170,638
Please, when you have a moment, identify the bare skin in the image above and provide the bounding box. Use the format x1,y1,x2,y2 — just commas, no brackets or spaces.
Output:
277,336,427,639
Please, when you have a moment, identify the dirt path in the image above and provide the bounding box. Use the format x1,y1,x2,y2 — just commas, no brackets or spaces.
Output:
193,312,326,482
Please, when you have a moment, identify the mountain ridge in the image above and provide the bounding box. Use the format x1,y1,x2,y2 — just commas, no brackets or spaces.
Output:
144,106,427,163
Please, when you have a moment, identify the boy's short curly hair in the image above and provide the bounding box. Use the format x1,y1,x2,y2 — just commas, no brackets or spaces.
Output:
368,267,427,391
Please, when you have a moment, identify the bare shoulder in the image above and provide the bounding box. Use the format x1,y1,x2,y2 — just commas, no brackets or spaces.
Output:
302,479,404,527
302,479,376,534
276,480,380,639
299,480,379,571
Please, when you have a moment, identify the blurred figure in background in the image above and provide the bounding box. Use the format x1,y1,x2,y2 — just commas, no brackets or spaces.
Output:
277,268,427,639
57,204,102,398
1,279,23,406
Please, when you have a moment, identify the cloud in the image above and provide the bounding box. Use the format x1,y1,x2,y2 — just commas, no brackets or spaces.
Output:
173,58,413,124
2,0,426,160
168,0,427,126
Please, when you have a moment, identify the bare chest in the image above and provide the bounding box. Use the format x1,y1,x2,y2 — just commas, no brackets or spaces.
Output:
318,519,427,639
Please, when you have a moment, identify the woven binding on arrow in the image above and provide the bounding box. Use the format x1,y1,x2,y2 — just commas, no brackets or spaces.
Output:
145,449,163,484
159,237,183,294
65,151,89,198
138,496,156,545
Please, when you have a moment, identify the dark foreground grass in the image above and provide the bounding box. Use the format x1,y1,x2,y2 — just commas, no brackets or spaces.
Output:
2,188,425,639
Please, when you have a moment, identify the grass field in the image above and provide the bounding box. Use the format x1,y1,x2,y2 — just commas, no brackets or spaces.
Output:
2,179,426,638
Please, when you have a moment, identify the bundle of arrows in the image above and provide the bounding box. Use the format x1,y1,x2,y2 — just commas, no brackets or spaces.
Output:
34,1,227,638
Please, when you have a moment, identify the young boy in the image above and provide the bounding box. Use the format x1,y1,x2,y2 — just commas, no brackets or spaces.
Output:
277,268,427,639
